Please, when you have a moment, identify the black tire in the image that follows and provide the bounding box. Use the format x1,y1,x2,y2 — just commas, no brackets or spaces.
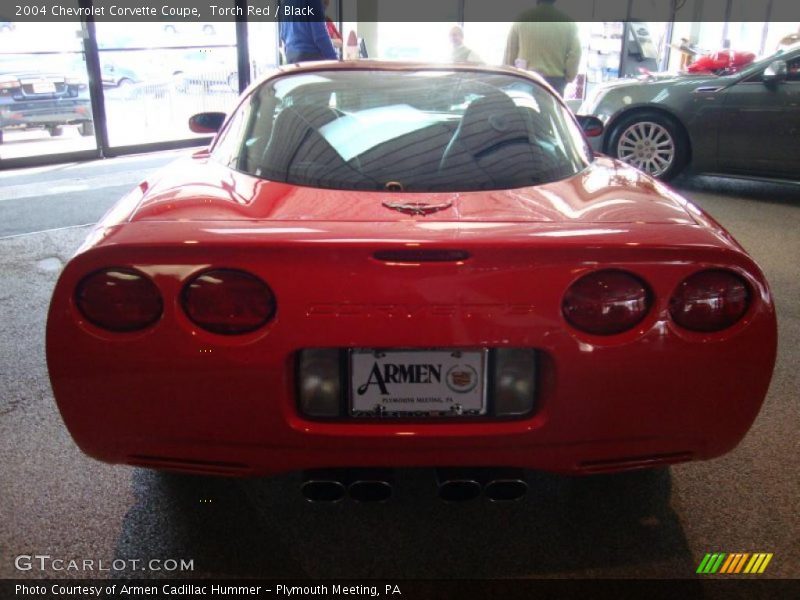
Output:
607,111,689,181
48,125,64,137
79,121,95,137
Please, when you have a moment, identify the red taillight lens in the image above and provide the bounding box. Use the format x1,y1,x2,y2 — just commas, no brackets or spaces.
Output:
182,269,276,335
563,270,651,335
669,269,750,332
75,268,162,332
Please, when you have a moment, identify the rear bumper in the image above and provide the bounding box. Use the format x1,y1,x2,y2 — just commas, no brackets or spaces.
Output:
46,231,778,478
0,97,92,127
49,333,770,477
121,441,699,477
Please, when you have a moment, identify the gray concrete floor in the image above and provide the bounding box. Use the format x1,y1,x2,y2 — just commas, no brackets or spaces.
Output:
0,155,798,580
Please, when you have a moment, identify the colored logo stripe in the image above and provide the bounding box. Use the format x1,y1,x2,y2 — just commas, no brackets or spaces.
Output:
744,553,774,574
697,553,726,574
720,553,749,573
697,553,773,575
696,554,713,574
719,554,737,573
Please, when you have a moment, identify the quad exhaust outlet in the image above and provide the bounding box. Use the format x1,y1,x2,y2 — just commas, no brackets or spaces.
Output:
436,468,483,502
300,469,348,503
347,469,394,503
437,467,528,502
301,468,527,502
301,469,393,503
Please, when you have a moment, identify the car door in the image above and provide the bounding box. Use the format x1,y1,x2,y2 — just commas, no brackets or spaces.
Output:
717,52,800,178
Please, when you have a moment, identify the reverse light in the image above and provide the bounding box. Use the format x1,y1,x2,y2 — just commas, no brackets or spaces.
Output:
563,270,651,335
297,349,342,418
75,268,162,332
492,349,537,417
181,269,276,335
669,269,750,332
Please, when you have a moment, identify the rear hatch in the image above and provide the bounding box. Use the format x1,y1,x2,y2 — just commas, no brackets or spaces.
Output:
129,156,698,226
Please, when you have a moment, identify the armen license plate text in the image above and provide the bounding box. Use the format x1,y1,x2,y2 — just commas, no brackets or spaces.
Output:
350,350,487,418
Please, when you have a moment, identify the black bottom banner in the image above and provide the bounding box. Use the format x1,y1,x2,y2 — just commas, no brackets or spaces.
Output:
3,579,799,600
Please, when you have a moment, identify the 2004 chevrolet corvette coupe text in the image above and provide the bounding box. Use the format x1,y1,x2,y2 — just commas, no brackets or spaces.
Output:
47,62,776,501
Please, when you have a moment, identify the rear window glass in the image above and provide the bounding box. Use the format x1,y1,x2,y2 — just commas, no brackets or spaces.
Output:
212,69,592,192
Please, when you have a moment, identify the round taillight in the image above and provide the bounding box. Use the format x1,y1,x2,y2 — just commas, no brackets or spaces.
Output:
75,268,162,332
563,270,651,336
182,269,276,335
669,269,750,332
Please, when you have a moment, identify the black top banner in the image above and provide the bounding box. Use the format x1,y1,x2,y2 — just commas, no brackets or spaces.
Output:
2,0,800,23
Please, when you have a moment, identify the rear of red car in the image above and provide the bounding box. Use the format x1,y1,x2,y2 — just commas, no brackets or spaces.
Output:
46,176,776,480
46,64,777,488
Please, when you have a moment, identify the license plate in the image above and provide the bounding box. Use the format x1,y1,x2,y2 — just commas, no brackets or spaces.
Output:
31,81,56,94
350,349,487,418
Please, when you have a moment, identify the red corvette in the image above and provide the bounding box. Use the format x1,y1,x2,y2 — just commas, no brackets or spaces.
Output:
47,62,776,502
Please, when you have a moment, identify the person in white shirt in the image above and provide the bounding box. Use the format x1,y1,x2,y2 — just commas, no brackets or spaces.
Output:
450,26,483,64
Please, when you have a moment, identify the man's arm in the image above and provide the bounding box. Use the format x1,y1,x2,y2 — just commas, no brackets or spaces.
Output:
301,0,336,59
311,18,338,59
503,23,520,66
564,23,582,82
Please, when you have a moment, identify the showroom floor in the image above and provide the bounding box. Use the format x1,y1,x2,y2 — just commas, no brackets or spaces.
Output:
0,152,797,580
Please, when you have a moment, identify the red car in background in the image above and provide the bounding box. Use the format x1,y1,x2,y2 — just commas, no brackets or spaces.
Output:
686,49,756,74
46,62,776,503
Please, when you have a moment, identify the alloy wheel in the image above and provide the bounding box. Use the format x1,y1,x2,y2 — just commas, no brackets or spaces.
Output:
617,121,676,178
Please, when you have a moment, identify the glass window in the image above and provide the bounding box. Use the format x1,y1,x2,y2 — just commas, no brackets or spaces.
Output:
213,69,591,192
376,22,454,62
461,22,513,66
765,23,800,55
0,20,96,160
247,21,280,83
740,47,800,82
95,20,239,147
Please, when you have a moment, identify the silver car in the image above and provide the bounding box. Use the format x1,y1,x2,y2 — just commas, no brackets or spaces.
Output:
579,43,800,181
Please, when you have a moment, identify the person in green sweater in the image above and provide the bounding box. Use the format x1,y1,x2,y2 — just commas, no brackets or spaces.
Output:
502,0,582,96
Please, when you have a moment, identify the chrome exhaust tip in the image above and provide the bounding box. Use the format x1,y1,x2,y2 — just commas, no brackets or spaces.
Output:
301,470,347,503
348,480,393,503
347,469,393,503
484,469,528,502
436,468,482,502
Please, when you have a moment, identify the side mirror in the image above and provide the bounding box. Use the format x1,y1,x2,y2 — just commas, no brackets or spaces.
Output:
576,115,605,138
188,112,226,134
763,60,788,86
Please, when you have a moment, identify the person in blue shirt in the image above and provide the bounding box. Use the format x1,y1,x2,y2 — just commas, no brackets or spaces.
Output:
279,0,338,63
